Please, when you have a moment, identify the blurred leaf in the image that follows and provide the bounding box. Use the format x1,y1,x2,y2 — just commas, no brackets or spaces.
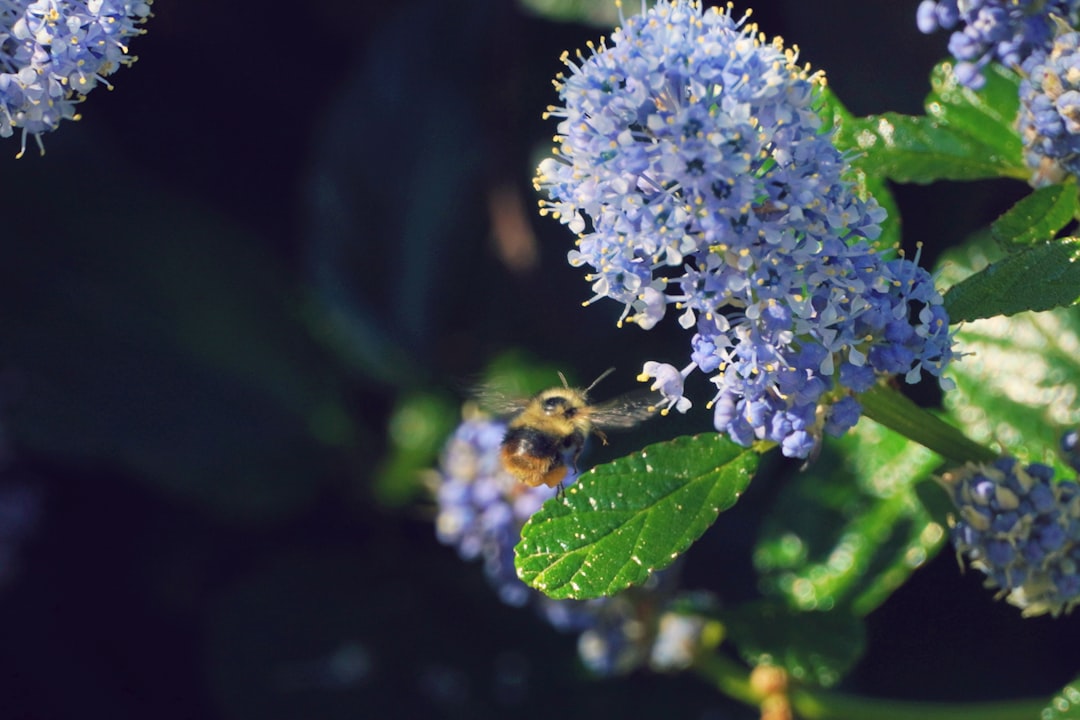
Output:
944,239,1080,321
481,352,571,399
832,61,1026,183
516,434,758,600
990,182,1079,248
374,391,459,508
516,0,620,26
939,239,1080,477
303,1,490,386
913,478,956,529
755,418,945,617
1042,677,1080,720
0,166,357,522
723,601,866,688
942,308,1080,478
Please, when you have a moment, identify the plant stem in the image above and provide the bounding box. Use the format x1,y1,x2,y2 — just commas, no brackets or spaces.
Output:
859,383,997,465
694,652,1047,720
790,686,1047,720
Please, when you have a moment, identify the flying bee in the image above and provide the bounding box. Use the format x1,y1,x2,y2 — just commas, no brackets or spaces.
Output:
482,368,658,489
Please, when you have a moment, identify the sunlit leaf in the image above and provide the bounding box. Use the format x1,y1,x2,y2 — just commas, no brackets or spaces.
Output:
944,239,1080,321
832,61,1026,183
515,434,758,599
990,182,1079,248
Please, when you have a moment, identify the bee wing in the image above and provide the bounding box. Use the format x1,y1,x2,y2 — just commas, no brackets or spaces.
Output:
588,388,662,430
470,383,529,418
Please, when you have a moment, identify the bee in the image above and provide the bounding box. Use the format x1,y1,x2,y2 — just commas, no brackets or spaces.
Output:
486,368,658,489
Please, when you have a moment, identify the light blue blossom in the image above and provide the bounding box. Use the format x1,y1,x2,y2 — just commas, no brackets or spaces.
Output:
916,0,1080,89
536,0,954,459
434,416,558,607
939,458,1080,616
1017,28,1080,185
0,0,152,156
648,610,711,672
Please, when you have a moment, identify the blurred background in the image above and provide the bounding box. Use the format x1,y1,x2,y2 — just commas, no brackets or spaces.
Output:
0,1,1074,718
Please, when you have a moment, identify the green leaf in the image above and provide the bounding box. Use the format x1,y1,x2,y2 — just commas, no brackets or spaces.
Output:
755,418,945,617
991,182,1079,248
723,602,866,688
925,62,1021,157
373,391,459,508
832,61,1026,183
1042,677,1080,720
515,434,759,600
939,241,1080,477
943,239,1080,322
515,0,620,26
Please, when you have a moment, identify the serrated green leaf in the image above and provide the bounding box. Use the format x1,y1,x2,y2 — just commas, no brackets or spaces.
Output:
991,183,1079,248
1042,677,1080,720
755,418,945,617
943,239,1080,321
833,61,1025,183
515,434,758,600
723,601,866,688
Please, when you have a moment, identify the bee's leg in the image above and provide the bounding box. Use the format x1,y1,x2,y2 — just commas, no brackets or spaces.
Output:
555,482,565,500
541,464,569,493
595,429,609,446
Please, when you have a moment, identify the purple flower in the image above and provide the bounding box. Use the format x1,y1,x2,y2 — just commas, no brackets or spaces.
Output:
916,0,1080,89
1018,29,1080,185
939,458,1080,616
0,0,152,156
537,0,954,460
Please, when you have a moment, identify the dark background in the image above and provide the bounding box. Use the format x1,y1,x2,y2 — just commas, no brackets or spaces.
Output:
0,1,1072,718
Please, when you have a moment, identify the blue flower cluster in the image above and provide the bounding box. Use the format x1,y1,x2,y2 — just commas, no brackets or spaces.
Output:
916,0,1080,89
434,416,556,607
0,0,152,156
940,457,1080,617
433,416,710,674
1017,29,1080,186
535,0,955,460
